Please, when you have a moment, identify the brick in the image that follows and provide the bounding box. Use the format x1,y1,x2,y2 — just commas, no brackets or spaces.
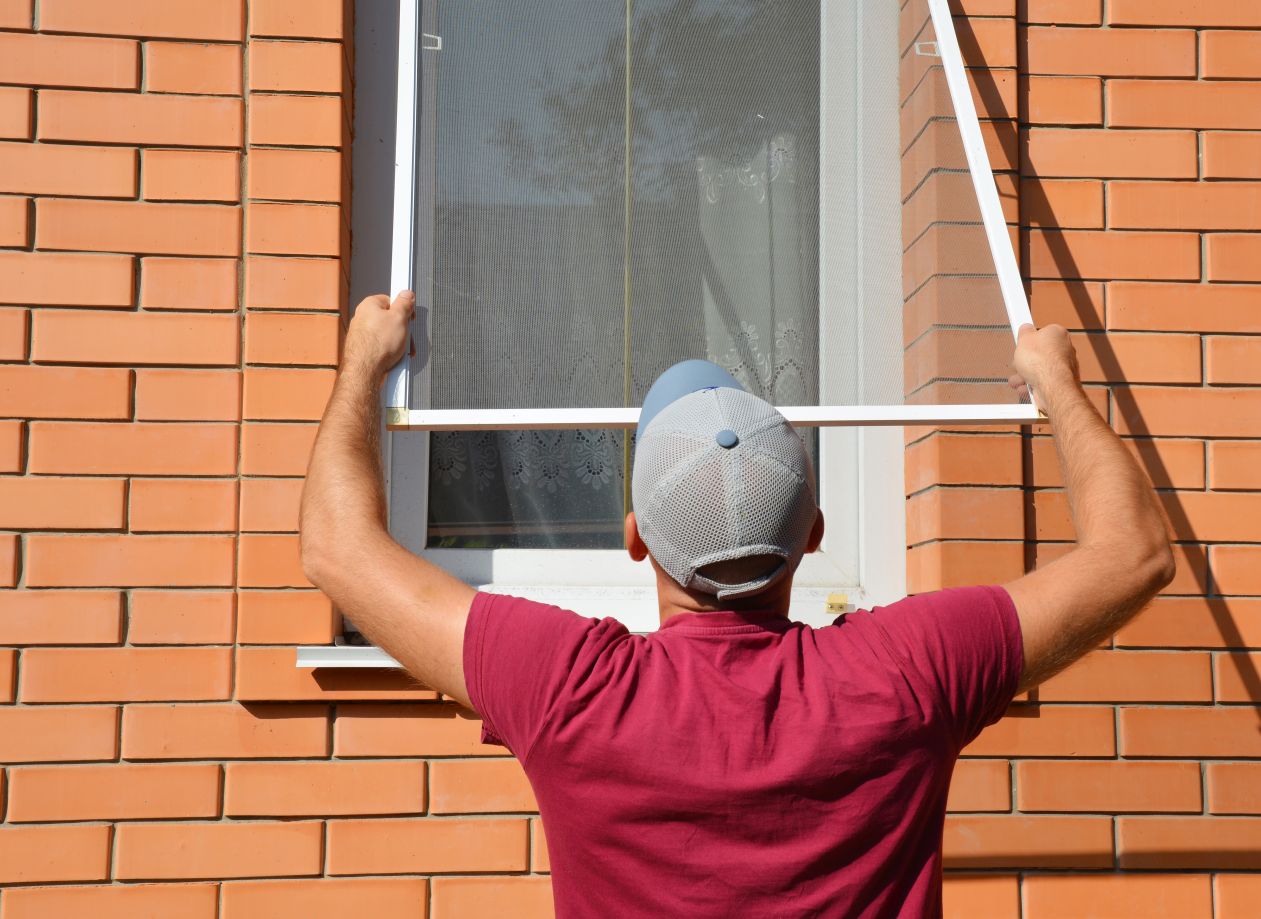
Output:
238,533,309,588
904,434,1022,494
943,815,1112,868
146,41,242,95
250,0,345,39
907,541,1025,593
1022,875,1210,919
0,706,119,763
0,647,14,700
1109,81,1261,130
7,762,220,822
1021,75,1101,126
241,423,317,475
1020,178,1103,228
1022,0,1101,24
0,365,131,419
0,0,33,29
249,41,343,92
1070,331,1201,385
0,590,122,645
1017,760,1202,813
1202,31,1261,81
429,758,537,815
1152,492,1261,542
248,93,341,147
1212,442,1261,490
0,87,31,141
245,256,341,309
1030,280,1104,329
1218,876,1261,919
1110,1,1261,27
945,759,1010,813
1121,706,1261,757
531,818,549,872
116,821,322,880
1112,182,1261,232
0,824,111,884
1204,132,1261,180
244,367,335,420
129,590,235,644
1027,26,1195,77
1119,817,1261,869
1109,282,1261,334
1024,129,1195,179
21,646,231,702
0,533,15,587
906,488,1023,544
237,590,334,644
0,419,23,472
141,257,238,311
1036,650,1212,703
327,817,528,875
131,478,239,532
247,202,340,256
0,477,125,533
225,760,425,817
1208,763,1261,814
235,646,440,702
1215,653,1261,703
335,703,501,757
41,0,245,40
245,312,340,365
1208,336,1261,385
248,148,341,202
40,90,243,147
123,702,329,760
135,369,241,422
0,32,138,90
1030,436,1204,489
1027,230,1199,281
1114,388,1261,438
37,199,241,257
32,310,239,365
431,877,553,919
0,141,136,197
143,150,240,202
0,251,134,306
0,195,28,247
222,879,427,919
1209,234,1261,283
1117,598,1261,649
25,534,235,588
239,477,302,531
942,875,1018,919
1,885,218,919
964,706,1115,757
29,422,237,475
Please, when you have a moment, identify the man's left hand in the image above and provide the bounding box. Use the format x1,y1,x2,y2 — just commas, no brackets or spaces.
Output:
344,290,415,381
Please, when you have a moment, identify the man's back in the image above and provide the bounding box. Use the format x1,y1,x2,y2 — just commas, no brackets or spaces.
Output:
464,585,1022,918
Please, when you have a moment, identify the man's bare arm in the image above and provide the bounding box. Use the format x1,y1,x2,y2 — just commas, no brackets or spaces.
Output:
300,292,476,707
1004,324,1175,692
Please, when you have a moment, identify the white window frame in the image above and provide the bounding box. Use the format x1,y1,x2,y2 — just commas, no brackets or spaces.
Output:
299,0,1029,668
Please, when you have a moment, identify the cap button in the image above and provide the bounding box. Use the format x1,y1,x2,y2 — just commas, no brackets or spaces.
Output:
716,429,739,449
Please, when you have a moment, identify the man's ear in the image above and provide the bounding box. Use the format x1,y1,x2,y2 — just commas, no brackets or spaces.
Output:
806,509,825,554
625,512,649,562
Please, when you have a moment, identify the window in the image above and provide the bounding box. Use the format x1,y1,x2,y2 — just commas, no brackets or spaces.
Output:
331,0,1029,648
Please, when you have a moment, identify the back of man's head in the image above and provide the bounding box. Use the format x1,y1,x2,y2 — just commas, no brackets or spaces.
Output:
631,361,819,600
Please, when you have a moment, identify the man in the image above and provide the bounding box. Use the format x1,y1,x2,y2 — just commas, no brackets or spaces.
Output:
301,291,1174,918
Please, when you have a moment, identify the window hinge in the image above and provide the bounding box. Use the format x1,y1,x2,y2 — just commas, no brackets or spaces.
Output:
423,32,442,51
914,41,940,58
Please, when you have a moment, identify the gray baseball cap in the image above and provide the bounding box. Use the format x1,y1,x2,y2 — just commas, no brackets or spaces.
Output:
631,360,818,600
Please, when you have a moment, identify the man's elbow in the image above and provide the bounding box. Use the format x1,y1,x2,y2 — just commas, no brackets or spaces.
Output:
1145,539,1177,594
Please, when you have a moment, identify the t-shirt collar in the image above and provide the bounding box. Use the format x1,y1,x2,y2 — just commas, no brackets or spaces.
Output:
657,609,793,634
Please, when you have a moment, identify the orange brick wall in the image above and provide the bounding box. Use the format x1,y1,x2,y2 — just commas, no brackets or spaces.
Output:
0,1,1258,917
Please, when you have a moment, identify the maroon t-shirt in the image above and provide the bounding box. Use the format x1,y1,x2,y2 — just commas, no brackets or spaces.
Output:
463,584,1023,918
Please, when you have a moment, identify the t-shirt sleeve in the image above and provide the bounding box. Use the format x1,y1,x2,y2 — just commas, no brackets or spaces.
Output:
869,584,1024,748
462,591,625,759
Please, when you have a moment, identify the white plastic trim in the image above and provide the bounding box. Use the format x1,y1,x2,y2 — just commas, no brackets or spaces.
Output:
383,0,418,413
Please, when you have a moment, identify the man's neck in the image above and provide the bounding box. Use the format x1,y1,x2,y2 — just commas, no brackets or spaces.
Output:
656,575,793,627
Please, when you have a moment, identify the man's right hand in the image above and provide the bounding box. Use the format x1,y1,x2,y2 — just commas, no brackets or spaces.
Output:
1009,323,1080,408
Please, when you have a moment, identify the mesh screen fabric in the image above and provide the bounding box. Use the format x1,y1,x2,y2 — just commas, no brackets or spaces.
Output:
631,388,818,598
